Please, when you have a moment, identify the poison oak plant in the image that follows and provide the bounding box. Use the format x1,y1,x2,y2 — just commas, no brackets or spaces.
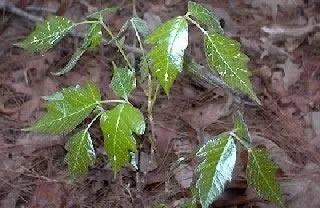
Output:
17,2,284,208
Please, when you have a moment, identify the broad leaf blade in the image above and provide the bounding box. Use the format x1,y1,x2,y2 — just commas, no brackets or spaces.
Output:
111,64,136,100
26,82,101,134
233,111,251,145
204,32,260,103
86,8,117,21
145,17,188,95
196,133,237,208
16,16,74,53
65,129,95,178
100,104,145,172
188,1,223,34
247,150,285,207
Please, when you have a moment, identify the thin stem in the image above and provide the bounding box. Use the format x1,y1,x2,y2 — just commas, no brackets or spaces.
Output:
100,21,134,71
99,100,128,104
184,14,208,35
84,111,103,133
229,131,252,151
75,20,100,26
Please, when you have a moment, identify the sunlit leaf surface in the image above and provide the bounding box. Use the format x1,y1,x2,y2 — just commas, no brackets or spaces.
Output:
65,129,95,178
16,16,74,52
100,104,145,172
247,150,285,207
196,133,237,208
204,32,260,103
111,64,136,100
25,82,101,134
145,17,188,95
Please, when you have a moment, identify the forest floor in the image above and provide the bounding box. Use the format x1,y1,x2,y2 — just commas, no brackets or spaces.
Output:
0,0,320,207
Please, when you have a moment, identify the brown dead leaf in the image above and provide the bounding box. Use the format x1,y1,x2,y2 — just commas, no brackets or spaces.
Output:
173,163,194,189
277,58,302,91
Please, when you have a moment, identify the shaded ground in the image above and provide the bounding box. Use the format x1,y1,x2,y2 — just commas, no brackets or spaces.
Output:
0,0,320,207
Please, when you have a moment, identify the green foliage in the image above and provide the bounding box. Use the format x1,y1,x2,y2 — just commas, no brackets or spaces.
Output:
204,32,260,103
20,2,284,207
111,64,136,100
233,111,251,145
196,133,237,208
16,16,74,52
24,82,101,134
100,104,145,172
187,1,223,33
247,150,285,207
145,17,188,95
65,129,95,178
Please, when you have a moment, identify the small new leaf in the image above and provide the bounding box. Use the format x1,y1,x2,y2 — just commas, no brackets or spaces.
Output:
65,129,95,178
196,133,237,208
247,150,285,208
145,17,188,95
16,16,74,53
204,32,260,103
188,1,223,33
100,104,145,172
111,64,136,100
130,17,151,38
25,82,101,134
233,111,251,145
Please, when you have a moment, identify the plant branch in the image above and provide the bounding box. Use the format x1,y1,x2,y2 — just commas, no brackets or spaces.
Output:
100,21,135,70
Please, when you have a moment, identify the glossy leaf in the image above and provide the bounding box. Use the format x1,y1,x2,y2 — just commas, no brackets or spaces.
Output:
111,64,136,100
65,129,95,178
16,16,74,52
85,23,103,49
86,8,117,21
247,150,285,207
145,17,188,95
188,1,223,33
196,133,237,208
233,111,251,145
100,104,145,172
204,32,260,103
25,82,101,134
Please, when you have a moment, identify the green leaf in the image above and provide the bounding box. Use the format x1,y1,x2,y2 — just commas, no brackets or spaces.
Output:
25,82,101,134
100,104,145,172
196,133,237,208
65,129,95,178
86,8,117,21
145,17,188,95
85,23,102,49
16,16,74,53
247,150,285,207
188,1,223,34
204,32,260,103
130,17,151,38
233,111,251,145
53,23,102,75
110,64,136,100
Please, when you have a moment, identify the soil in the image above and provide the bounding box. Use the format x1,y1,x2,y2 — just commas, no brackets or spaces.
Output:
0,0,320,207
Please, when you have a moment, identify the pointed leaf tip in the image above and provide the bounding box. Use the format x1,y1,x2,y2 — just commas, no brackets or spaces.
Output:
196,133,237,208
100,104,145,172
247,150,285,207
17,16,74,53
145,17,188,95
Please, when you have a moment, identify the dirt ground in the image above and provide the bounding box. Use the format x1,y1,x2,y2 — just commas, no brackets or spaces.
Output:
0,0,320,207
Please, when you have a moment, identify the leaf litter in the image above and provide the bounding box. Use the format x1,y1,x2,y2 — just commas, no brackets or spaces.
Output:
1,0,320,207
